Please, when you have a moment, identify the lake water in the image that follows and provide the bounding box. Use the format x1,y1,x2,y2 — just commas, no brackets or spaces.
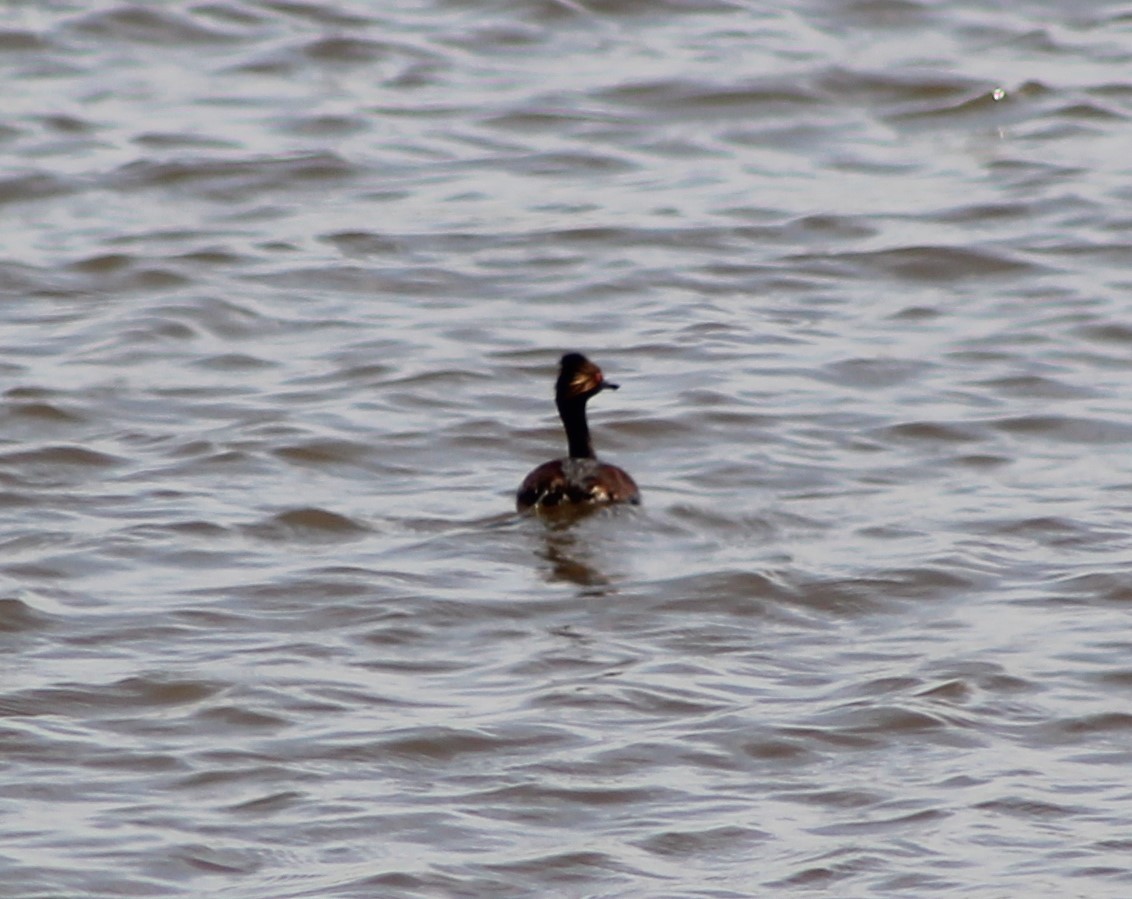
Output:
3,1,1132,896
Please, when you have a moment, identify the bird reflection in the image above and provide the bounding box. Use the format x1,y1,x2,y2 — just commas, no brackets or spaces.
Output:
533,510,620,592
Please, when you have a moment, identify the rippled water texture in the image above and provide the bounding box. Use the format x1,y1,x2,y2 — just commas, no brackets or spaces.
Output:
3,1,1132,896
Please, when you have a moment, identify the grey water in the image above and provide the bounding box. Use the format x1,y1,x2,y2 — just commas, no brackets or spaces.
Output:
3,1,1132,896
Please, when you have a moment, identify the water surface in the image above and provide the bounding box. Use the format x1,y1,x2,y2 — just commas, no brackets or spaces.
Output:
3,1,1132,896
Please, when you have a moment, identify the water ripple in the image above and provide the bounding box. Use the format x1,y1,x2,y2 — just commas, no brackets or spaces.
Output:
3,1,1132,896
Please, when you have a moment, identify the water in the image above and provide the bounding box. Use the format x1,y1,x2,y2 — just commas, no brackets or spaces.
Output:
3,1,1132,895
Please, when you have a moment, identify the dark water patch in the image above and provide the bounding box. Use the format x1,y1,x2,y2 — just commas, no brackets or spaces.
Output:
0,172,75,205
197,303,282,344
254,36,441,87
486,101,625,134
0,29,49,52
1092,81,1132,105
768,862,861,890
158,442,261,474
95,315,198,350
514,150,637,177
969,516,1098,549
465,784,672,824
975,795,1087,820
68,5,245,44
885,80,1051,125
738,734,820,763
1043,712,1132,743
818,357,933,389
0,597,52,633
276,113,369,138
63,258,192,293
133,131,238,150
2,400,85,424
915,678,971,702
175,845,264,876
536,223,794,257
889,304,941,321
930,200,1035,225
5,386,68,401
840,674,921,698
106,227,233,249
67,252,134,274
815,64,977,105
976,374,1098,400
192,3,269,28
813,245,1041,282
441,22,545,51
196,705,289,730
817,703,958,740
142,519,230,538
480,849,649,885
355,648,470,676
245,507,370,541
0,444,122,469
1031,239,1132,271
2,675,220,718
350,870,457,895
946,348,1018,365
881,421,987,443
1053,573,1132,605
809,806,949,837
1053,99,1127,123
648,570,792,618
541,681,731,719
385,367,492,390
112,152,359,199
227,48,303,76
803,567,975,606
992,414,1132,443
273,439,372,467
39,113,96,134
369,725,573,764
85,750,184,775
190,353,275,371
1074,321,1132,346
635,824,768,859
131,267,194,290
783,787,886,811
783,213,878,242
262,0,375,27
583,0,746,14
320,230,402,257
286,360,397,389
599,77,819,116
224,789,304,815
301,35,432,66
987,157,1087,194
2,562,70,581
251,262,489,297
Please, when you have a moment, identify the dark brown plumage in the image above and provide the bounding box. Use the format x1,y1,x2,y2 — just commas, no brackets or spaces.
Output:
516,353,640,513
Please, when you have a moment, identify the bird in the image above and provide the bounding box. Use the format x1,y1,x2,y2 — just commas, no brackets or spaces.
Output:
516,352,640,513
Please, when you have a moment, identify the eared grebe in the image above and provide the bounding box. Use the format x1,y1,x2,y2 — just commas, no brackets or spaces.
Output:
516,353,640,513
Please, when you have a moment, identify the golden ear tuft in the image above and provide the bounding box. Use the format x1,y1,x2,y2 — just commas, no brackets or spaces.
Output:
570,371,596,393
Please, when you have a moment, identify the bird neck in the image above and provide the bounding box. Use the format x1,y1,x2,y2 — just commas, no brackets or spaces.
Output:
557,397,594,458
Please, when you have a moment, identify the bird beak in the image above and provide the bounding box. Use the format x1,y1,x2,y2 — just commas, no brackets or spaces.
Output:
603,381,619,391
